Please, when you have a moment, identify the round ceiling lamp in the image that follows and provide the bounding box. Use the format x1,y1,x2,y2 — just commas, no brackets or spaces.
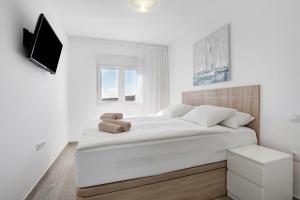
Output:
129,0,158,13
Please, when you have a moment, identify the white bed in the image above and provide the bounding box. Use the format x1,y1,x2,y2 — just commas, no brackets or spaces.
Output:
75,116,257,188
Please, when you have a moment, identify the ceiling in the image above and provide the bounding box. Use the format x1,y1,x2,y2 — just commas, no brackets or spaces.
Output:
50,0,214,45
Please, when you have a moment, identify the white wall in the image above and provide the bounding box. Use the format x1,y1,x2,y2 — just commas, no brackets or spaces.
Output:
0,0,69,199
68,37,143,141
169,0,300,197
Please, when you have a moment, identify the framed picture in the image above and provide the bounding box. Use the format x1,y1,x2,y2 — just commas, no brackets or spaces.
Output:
193,24,230,86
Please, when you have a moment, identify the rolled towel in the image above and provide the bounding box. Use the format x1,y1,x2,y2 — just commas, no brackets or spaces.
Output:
98,122,122,133
103,119,131,132
100,113,123,120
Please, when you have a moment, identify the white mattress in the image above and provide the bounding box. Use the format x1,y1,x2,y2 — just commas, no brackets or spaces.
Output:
75,116,257,187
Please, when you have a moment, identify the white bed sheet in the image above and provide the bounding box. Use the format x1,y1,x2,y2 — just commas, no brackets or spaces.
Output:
75,117,257,187
77,116,229,151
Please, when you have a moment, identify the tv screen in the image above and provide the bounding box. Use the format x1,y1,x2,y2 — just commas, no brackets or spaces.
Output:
28,14,63,74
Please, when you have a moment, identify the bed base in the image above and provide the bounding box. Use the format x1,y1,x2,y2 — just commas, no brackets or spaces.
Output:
76,161,227,200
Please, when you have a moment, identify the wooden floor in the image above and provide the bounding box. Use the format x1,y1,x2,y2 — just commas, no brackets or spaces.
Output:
26,143,232,200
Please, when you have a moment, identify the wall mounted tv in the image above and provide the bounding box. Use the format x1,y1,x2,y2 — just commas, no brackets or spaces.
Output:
23,14,63,74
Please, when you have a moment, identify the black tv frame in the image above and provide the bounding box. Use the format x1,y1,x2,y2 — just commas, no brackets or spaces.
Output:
23,14,63,74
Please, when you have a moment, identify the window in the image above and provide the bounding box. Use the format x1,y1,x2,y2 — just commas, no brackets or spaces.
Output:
101,68,119,101
125,69,138,101
99,65,138,102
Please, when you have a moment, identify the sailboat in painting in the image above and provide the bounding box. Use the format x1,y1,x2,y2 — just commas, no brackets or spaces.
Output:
194,39,216,79
193,25,230,86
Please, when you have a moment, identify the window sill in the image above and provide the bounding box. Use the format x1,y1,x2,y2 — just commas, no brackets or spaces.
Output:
97,100,141,106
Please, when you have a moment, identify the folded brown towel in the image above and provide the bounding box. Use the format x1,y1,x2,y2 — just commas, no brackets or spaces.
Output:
98,122,122,133
100,113,123,120
103,119,131,132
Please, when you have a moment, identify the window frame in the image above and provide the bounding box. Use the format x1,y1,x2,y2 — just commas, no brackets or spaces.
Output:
97,65,138,104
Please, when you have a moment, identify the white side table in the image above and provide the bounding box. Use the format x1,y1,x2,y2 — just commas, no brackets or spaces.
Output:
227,144,293,200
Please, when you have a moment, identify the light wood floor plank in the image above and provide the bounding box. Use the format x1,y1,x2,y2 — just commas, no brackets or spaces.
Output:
26,143,231,200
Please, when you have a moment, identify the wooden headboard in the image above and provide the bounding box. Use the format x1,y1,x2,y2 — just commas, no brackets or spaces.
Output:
182,85,260,143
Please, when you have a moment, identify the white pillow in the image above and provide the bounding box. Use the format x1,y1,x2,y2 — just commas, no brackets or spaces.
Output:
157,104,194,118
182,105,237,127
220,112,255,128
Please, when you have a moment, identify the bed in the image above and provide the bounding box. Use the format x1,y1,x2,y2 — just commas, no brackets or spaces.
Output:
75,85,260,200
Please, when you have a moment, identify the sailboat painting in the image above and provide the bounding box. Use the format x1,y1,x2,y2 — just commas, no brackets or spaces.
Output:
193,25,230,86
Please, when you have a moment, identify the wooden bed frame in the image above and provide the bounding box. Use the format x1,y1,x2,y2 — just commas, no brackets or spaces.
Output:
76,85,260,200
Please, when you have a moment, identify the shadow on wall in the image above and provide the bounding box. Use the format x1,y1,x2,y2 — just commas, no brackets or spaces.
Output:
11,1,32,58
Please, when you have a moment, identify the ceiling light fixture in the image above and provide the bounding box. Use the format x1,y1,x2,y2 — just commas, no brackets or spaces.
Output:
129,0,158,13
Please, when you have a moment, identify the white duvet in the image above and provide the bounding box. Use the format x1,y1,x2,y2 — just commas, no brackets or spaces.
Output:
77,116,229,151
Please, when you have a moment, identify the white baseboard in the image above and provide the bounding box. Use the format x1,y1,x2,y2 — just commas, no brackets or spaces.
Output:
23,142,68,200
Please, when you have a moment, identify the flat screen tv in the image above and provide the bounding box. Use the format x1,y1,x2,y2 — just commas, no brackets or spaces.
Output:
23,14,63,74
